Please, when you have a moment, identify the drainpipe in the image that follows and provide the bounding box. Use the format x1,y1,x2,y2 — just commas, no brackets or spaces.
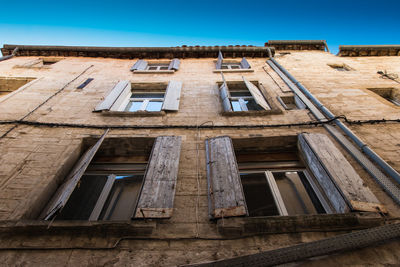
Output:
0,47,19,61
265,47,400,185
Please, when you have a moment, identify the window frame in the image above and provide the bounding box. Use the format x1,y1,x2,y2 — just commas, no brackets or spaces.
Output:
124,91,166,112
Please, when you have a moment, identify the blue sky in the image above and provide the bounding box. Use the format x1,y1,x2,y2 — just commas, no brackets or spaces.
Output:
1,0,399,55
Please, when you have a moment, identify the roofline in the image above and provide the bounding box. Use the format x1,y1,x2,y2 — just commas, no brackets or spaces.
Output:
265,40,329,52
1,44,275,59
338,45,400,57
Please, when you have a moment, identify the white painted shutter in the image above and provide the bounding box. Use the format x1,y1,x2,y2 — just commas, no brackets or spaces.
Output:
242,76,271,110
162,81,182,111
94,81,131,111
216,51,223,69
130,59,148,71
168,58,180,70
41,129,109,220
134,136,182,219
219,82,233,112
206,136,248,219
298,133,384,213
240,57,251,69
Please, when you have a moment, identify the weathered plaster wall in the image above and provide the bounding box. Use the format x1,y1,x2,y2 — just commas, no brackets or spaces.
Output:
0,52,398,266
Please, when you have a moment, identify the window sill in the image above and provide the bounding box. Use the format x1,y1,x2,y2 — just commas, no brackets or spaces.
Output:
0,220,156,236
222,109,282,116
99,110,166,116
213,69,254,73
133,70,175,74
216,212,384,236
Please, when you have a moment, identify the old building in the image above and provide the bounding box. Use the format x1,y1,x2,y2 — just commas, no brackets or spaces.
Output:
0,41,399,266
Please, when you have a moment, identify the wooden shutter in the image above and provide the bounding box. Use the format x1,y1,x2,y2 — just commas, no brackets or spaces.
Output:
240,57,251,69
162,81,182,111
42,129,109,220
205,136,248,219
168,58,181,70
216,51,223,69
134,136,182,219
298,133,384,213
242,76,271,110
294,95,306,109
219,82,233,112
94,81,131,111
130,59,148,71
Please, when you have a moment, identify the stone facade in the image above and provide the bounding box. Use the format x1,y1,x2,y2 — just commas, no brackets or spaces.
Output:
0,43,399,266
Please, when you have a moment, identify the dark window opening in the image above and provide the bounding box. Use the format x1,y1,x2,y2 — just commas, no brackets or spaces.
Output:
0,77,35,97
52,137,154,221
368,88,400,106
234,137,330,217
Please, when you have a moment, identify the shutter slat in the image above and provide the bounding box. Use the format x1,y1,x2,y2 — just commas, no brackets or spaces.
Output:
42,129,110,220
216,51,223,69
240,57,251,69
130,59,148,71
134,136,182,219
94,81,130,111
299,133,382,212
219,82,233,112
162,81,182,111
168,58,181,70
206,136,247,219
242,76,271,110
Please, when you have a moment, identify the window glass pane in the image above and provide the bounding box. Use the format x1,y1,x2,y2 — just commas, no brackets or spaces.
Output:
126,101,143,112
131,93,165,98
148,66,158,70
221,65,228,69
231,100,242,111
230,91,252,97
146,101,163,111
245,99,264,111
231,65,240,69
99,175,144,221
273,171,323,215
240,173,280,217
56,175,108,220
160,66,169,70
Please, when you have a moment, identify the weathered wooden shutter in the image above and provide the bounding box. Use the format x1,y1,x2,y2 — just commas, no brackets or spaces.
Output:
298,133,384,213
242,76,271,110
168,58,181,70
162,81,182,111
134,136,182,219
216,51,223,69
219,82,233,112
94,81,131,111
240,57,251,69
42,129,109,220
130,59,148,71
294,95,306,109
205,136,248,219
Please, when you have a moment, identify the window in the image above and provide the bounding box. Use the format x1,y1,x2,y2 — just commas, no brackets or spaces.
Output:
328,63,353,71
215,51,252,72
368,88,400,106
277,95,306,110
40,131,182,221
130,59,180,73
146,64,169,71
221,62,241,70
219,77,271,113
94,81,182,113
0,77,35,97
15,57,62,68
125,91,165,112
205,134,383,219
